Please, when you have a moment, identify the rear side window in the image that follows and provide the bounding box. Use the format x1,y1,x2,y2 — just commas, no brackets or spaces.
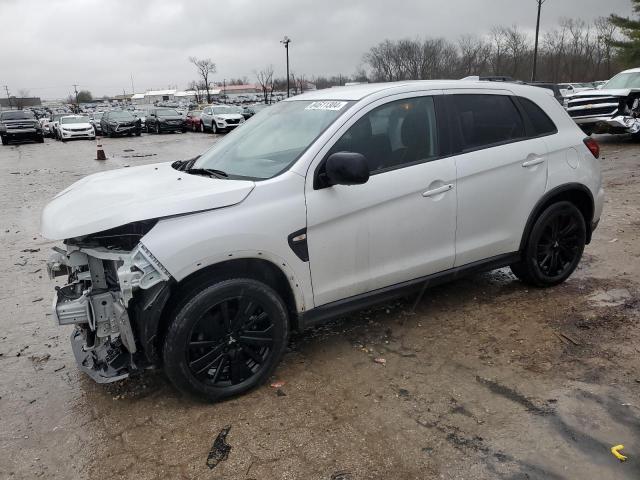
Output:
450,94,525,151
518,97,557,136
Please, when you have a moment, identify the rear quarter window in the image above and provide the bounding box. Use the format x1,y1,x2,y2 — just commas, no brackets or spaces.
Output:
518,97,557,136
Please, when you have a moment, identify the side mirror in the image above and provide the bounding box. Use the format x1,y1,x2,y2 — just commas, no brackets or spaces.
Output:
323,151,370,187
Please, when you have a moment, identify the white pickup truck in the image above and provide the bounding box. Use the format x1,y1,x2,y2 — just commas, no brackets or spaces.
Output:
566,67,640,137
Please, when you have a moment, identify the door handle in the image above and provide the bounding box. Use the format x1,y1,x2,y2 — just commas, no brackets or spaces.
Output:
522,156,545,168
422,184,453,197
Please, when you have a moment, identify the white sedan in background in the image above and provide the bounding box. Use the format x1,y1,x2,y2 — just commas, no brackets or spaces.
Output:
58,115,96,142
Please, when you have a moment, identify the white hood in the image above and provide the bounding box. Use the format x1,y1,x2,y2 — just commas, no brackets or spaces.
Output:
570,88,638,98
60,122,93,129
215,113,244,120
41,162,255,240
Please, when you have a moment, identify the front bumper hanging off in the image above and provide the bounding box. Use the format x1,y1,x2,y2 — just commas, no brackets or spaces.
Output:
48,243,171,383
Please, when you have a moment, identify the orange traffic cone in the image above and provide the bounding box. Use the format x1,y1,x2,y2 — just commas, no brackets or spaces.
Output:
96,136,106,161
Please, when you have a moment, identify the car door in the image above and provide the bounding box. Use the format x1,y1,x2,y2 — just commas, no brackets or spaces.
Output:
445,91,548,266
305,92,457,307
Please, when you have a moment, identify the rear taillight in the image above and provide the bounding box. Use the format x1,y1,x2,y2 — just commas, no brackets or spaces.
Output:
583,137,600,159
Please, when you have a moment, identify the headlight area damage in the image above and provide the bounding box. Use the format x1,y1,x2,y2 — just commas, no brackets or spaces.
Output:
47,224,171,383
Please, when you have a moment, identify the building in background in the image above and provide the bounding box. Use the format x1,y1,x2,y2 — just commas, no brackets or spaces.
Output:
0,96,42,110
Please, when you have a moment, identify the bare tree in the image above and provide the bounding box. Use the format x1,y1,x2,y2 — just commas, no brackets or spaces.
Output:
255,65,274,104
189,57,217,103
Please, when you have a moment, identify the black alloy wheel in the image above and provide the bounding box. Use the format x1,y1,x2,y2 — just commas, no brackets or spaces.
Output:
163,278,288,401
511,201,586,287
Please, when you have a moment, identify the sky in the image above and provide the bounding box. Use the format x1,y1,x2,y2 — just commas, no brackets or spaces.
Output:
0,0,634,100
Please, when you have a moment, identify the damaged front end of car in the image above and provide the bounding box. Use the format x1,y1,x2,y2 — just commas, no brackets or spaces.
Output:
567,92,640,135
47,221,172,383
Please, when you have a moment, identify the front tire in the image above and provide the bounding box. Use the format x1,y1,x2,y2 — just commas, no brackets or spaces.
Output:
163,278,289,401
211,122,217,134
511,201,586,287
155,124,160,134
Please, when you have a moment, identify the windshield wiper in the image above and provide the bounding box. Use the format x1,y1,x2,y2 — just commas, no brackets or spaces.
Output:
186,167,229,179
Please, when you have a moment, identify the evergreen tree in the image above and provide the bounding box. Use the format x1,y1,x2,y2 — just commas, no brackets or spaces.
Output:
610,0,640,65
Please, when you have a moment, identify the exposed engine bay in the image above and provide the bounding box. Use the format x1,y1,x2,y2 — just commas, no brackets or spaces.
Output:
47,221,171,382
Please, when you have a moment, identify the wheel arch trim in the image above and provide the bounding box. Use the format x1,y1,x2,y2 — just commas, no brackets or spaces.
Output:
519,182,595,251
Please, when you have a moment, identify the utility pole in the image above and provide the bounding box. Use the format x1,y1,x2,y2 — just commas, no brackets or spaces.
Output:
281,36,291,97
531,0,546,82
3,85,11,110
72,83,80,108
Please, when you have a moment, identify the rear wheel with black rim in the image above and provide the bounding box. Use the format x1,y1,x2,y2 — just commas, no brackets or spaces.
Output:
163,278,289,401
511,201,586,287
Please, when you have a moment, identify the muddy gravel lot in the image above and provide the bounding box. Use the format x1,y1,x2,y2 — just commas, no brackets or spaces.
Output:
0,132,638,480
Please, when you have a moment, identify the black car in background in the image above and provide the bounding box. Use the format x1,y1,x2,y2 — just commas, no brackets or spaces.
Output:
0,110,44,145
242,103,270,119
90,112,104,135
145,108,186,134
526,82,565,103
100,111,142,137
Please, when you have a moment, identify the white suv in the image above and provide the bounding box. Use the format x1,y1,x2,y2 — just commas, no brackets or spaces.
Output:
41,81,604,401
199,105,245,133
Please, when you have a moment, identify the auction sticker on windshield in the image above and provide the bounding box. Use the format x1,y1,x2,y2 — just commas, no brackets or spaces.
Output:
305,101,348,111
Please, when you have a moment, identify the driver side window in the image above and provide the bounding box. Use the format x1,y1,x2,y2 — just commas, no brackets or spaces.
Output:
329,96,439,173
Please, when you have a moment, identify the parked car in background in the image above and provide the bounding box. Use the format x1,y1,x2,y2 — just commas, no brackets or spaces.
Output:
42,81,603,401
592,81,607,89
39,116,52,137
185,110,203,131
526,82,564,104
200,105,245,133
132,111,147,129
558,83,592,97
241,104,271,120
100,110,142,137
145,108,187,134
49,113,66,139
57,115,96,142
90,112,103,135
566,67,640,137
0,110,44,145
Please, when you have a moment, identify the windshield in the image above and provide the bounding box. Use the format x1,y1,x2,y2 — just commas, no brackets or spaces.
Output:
603,72,640,90
194,100,352,180
92,113,103,119
156,108,178,117
110,111,134,120
1,111,35,120
61,116,90,124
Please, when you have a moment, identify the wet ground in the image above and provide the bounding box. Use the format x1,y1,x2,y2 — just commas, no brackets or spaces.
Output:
0,131,638,479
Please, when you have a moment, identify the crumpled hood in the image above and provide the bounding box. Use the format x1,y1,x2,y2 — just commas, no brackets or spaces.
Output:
41,162,255,240
570,88,638,98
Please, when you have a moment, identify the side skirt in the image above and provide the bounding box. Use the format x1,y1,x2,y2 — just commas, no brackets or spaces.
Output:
299,252,521,330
